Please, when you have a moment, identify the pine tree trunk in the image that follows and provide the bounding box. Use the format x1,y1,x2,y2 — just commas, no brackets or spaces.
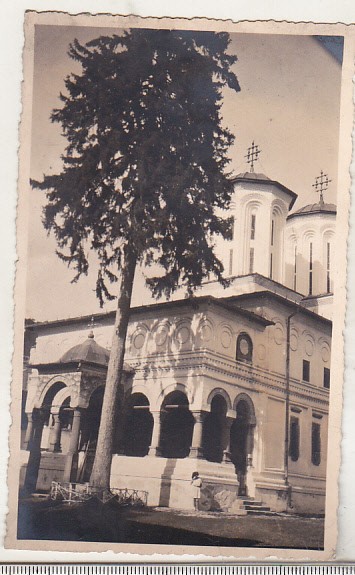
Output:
89,250,136,490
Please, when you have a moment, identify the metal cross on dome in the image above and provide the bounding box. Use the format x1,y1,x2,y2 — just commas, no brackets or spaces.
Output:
312,170,332,206
87,315,98,337
245,141,261,173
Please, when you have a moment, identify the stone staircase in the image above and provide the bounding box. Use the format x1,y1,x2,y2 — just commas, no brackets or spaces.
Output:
238,496,274,516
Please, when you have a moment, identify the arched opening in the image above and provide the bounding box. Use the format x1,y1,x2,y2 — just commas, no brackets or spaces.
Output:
41,381,67,427
203,394,227,463
230,398,255,496
123,393,153,457
159,391,194,459
79,386,104,482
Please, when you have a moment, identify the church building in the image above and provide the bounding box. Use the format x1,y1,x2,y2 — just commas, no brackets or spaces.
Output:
20,148,335,514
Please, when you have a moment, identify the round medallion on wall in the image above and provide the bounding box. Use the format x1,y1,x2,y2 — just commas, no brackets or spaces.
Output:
273,324,284,345
239,337,250,355
290,333,298,351
221,329,232,349
200,322,213,342
133,331,145,350
155,325,169,347
321,345,330,363
257,344,266,360
305,338,314,357
175,325,191,345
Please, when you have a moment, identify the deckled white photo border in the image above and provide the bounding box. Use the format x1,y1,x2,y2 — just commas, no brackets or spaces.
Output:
1,3,355,563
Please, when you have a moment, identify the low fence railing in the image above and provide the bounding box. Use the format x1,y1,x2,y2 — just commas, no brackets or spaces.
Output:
50,481,148,506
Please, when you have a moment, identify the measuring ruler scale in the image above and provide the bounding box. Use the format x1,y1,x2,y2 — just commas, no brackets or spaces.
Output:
1,567,355,575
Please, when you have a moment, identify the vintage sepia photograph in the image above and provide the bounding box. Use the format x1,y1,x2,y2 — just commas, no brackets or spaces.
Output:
6,12,354,558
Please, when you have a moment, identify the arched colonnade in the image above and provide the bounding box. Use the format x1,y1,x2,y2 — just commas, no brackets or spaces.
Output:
24,378,257,493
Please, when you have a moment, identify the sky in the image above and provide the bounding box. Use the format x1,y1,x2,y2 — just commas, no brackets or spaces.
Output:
26,25,343,321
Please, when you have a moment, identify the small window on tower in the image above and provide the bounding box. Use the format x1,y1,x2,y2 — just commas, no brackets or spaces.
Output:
303,360,310,382
309,242,313,295
323,367,330,389
250,214,256,240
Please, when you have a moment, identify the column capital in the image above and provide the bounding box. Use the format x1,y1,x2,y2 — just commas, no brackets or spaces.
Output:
191,410,206,424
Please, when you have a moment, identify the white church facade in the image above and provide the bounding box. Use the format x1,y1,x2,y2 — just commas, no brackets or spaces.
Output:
20,159,335,515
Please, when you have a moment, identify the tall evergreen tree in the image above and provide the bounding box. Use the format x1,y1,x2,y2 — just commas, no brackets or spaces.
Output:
32,28,240,489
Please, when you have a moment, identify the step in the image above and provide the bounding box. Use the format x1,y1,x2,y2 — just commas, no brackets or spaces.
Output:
245,509,275,516
243,504,271,512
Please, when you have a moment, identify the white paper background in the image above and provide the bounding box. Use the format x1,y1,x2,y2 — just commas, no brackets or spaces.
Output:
0,0,354,563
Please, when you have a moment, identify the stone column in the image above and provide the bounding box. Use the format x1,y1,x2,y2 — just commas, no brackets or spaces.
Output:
148,411,161,456
48,413,62,452
23,412,34,451
63,409,82,483
246,424,255,467
222,418,233,463
24,409,46,493
189,411,205,459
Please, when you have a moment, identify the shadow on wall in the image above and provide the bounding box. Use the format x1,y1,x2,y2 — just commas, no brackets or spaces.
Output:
158,458,177,507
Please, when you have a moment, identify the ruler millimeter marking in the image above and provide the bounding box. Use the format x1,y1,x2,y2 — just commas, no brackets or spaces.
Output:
1,567,355,575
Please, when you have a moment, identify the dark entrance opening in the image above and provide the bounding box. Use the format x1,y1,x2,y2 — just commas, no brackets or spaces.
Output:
124,393,153,457
79,386,104,482
230,399,254,496
160,391,194,458
203,394,227,463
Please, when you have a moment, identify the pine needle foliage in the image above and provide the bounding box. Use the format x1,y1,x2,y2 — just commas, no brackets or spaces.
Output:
32,29,240,304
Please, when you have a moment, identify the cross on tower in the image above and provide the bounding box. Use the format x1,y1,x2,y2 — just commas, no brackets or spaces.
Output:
87,315,98,338
245,141,261,173
312,170,332,207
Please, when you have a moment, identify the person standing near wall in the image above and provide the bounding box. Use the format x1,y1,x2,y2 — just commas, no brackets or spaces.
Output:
191,471,202,511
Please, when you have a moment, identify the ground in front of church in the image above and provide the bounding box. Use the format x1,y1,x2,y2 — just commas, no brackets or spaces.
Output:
18,497,324,549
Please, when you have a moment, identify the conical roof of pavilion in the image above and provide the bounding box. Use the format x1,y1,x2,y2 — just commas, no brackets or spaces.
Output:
59,332,110,367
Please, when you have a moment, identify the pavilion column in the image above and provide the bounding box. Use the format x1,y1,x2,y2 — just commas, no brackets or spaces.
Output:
222,418,234,463
48,413,62,452
148,411,161,456
24,412,34,451
246,424,255,467
24,408,46,493
63,408,82,483
189,411,205,459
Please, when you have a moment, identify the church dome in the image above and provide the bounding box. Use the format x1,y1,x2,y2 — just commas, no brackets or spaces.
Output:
59,332,110,367
287,202,336,221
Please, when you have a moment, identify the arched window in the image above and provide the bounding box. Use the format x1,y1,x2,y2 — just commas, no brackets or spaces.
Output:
236,333,253,363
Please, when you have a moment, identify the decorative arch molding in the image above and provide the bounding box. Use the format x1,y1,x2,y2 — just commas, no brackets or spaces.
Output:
82,382,106,409
302,229,316,249
318,337,331,363
217,321,234,350
150,319,172,349
302,330,316,357
271,200,288,219
233,393,257,425
155,382,190,411
36,375,71,409
130,323,150,352
197,317,215,345
173,317,193,348
124,384,153,406
207,388,232,410
322,227,335,239
240,196,264,210
50,386,72,413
